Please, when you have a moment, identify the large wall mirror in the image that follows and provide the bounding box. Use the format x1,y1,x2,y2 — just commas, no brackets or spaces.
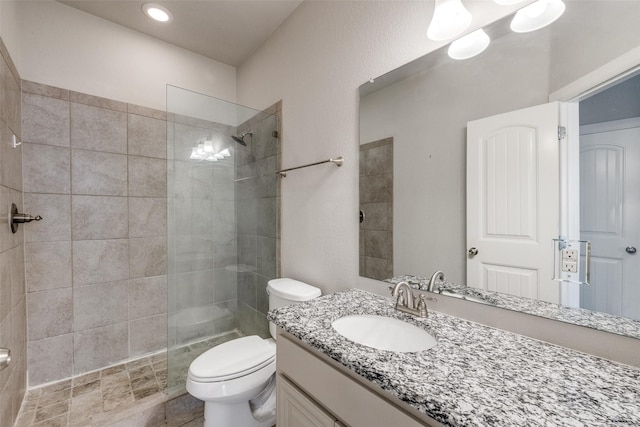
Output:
359,0,640,338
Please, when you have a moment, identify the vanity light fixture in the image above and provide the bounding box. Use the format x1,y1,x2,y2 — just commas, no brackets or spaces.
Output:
448,29,490,60
190,137,230,162
510,0,566,33
427,0,472,41
142,3,173,23
493,0,528,5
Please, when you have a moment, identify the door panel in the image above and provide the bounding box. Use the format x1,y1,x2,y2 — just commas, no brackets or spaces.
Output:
467,102,560,303
483,264,538,299
580,120,640,320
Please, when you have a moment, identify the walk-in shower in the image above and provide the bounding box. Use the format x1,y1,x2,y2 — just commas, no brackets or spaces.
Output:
166,85,280,396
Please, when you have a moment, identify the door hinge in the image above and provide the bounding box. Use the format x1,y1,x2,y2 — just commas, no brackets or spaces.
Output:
558,126,567,140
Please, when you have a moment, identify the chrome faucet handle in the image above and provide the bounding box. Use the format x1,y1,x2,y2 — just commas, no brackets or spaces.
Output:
416,294,428,318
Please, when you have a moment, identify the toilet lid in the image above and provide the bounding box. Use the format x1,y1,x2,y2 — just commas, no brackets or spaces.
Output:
188,336,275,382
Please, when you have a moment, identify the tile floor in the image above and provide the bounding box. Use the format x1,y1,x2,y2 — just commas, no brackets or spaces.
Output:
15,330,245,427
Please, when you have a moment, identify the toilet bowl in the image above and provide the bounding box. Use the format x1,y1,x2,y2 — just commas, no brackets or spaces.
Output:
186,278,321,427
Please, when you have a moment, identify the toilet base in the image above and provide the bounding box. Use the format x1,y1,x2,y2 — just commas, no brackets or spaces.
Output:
203,400,274,427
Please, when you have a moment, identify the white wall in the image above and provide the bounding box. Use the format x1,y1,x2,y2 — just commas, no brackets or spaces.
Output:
237,0,525,295
14,1,236,111
0,1,21,62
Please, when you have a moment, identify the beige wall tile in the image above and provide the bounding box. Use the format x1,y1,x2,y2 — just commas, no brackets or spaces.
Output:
23,194,71,243
70,102,127,154
72,195,128,240
73,281,128,331
22,143,70,194
128,114,167,159
11,297,26,364
22,93,69,147
129,276,167,320
72,239,129,286
73,322,128,374
71,150,127,196
21,80,69,101
129,237,167,279
27,334,73,386
0,55,21,137
0,187,21,253
129,314,167,356
70,91,127,112
9,245,25,308
128,197,167,238
0,260,11,339
0,120,23,191
128,156,167,197
11,295,27,361
27,288,73,340
25,241,72,292
128,104,166,120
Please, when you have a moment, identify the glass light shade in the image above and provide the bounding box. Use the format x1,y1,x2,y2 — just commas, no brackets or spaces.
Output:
510,0,565,33
142,3,173,22
427,0,473,41
204,139,214,153
189,147,200,160
219,148,231,157
448,29,490,60
494,0,528,4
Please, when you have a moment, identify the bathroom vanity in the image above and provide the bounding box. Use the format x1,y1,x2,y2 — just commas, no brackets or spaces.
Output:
269,289,640,426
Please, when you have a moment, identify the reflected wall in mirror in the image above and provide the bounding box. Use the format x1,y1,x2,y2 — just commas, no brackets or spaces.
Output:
359,1,640,337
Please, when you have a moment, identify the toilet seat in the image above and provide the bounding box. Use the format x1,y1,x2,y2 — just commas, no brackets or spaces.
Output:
188,336,275,383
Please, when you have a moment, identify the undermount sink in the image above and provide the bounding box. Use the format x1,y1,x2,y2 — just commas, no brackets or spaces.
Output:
331,314,437,353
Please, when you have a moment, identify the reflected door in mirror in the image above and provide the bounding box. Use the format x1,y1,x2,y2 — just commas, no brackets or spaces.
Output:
467,102,561,304
580,119,640,320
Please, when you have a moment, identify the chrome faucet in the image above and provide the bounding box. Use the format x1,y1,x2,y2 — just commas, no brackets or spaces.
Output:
390,281,429,318
427,270,446,292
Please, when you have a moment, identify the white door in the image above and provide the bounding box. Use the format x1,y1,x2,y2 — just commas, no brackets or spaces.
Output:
467,102,561,303
579,118,640,320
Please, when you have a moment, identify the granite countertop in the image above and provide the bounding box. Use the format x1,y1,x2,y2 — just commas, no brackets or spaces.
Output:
268,288,640,427
386,275,640,340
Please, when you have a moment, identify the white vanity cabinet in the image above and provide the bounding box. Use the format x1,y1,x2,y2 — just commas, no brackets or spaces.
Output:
276,331,443,427
277,375,341,427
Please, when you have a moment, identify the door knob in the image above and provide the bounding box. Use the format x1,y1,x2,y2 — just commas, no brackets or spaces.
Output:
626,246,637,254
468,247,479,256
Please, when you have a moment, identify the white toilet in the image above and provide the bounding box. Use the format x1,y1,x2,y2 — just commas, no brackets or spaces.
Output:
186,278,321,427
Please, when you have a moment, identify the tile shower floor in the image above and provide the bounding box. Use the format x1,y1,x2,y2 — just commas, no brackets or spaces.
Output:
15,331,244,427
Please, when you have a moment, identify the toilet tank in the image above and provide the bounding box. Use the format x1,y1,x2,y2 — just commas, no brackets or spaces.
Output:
267,278,321,339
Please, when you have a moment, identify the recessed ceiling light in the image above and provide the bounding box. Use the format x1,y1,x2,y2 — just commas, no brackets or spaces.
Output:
142,3,173,23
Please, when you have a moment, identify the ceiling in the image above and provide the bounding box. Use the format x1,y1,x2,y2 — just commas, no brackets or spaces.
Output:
57,0,304,67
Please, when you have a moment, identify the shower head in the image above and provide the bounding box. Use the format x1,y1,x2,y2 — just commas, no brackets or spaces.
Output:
232,131,253,146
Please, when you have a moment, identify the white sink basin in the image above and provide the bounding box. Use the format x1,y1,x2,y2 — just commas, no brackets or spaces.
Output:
331,314,437,353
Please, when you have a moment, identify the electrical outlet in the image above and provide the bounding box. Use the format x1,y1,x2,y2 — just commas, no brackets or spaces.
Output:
562,261,578,273
562,249,578,260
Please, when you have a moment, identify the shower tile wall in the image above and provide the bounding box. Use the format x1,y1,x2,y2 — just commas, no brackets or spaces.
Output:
0,37,27,426
22,81,169,387
235,107,281,337
360,137,393,280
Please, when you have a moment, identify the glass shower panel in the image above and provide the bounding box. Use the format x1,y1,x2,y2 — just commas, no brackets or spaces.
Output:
166,86,280,396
